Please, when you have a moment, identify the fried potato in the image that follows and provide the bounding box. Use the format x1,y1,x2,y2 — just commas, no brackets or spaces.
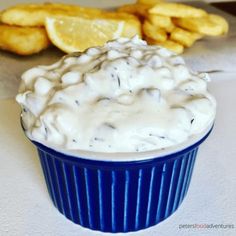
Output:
143,20,167,42
190,31,203,40
159,40,184,54
147,14,175,32
0,24,50,55
149,3,207,18
0,3,103,27
117,3,150,18
146,37,184,54
208,14,229,34
174,15,227,36
170,27,202,47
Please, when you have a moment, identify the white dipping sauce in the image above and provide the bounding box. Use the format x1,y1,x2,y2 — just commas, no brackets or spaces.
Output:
16,37,216,153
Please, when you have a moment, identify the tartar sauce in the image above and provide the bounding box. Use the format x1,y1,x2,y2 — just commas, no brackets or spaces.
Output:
16,37,216,152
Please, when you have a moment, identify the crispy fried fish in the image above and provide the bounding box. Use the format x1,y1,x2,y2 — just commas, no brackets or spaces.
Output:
0,3,103,27
0,24,50,55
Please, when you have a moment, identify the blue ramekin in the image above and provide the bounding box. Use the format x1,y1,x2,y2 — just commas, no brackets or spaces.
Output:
29,127,212,233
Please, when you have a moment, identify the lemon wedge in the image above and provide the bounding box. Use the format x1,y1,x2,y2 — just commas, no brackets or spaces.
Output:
45,15,141,53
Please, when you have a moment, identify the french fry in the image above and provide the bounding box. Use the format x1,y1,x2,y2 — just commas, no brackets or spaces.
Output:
174,15,227,36
208,14,229,34
146,37,184,54
170,27,202,47
149,3,207,18
143,20,167,42
147,14,175,32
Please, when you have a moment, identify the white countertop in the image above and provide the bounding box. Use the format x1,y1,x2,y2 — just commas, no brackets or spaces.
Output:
0,1,236,236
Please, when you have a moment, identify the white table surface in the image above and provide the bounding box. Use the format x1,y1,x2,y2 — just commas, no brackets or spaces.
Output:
0,1,236,236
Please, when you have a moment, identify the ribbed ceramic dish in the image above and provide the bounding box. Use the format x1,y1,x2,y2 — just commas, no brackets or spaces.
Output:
30,127,213,233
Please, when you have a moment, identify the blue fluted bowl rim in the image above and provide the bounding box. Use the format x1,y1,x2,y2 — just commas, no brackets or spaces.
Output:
30,125,213,169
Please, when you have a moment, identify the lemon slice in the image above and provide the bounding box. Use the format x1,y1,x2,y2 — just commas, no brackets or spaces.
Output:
45,15,128,53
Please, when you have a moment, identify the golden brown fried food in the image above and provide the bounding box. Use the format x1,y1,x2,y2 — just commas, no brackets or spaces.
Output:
137,0,165,5
147,14,175,32
0,24,50,55
103,12,142,38
0,3,103,27
159,40,184,54
208,14,229,34
147,38,184,54
174,15,228,36
146,37,184,54
149,3,207,18
170,27,202,47
143,20,167,42
117,3,151,20
0,2,229,56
